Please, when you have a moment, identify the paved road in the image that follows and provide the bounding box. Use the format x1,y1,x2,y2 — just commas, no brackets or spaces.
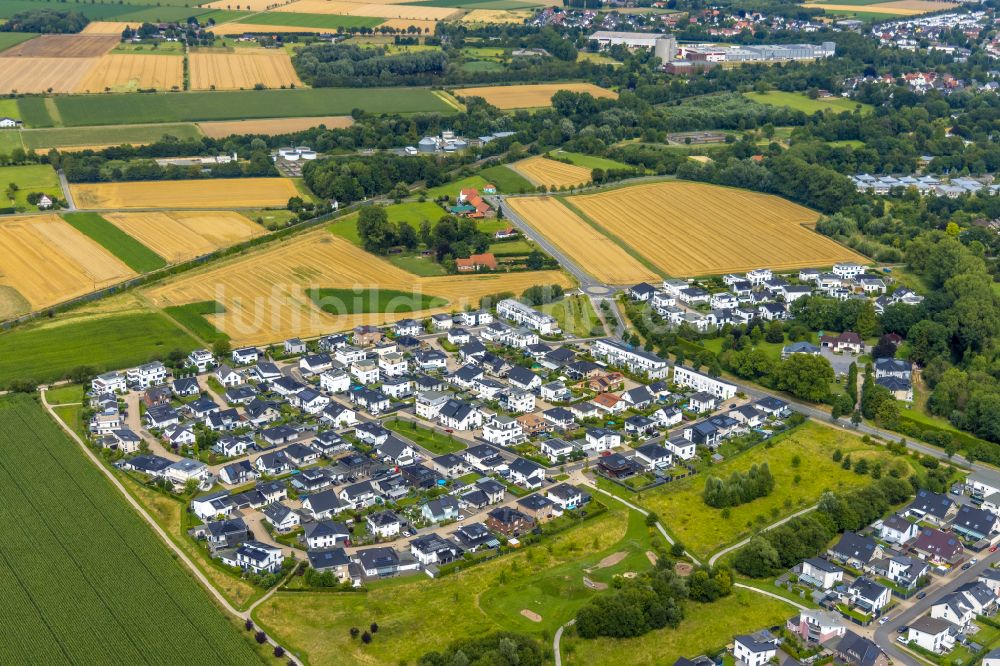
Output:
57,170,75,211
40,387,299,660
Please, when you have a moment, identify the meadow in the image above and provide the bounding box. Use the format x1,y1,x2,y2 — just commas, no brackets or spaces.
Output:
637,420,909,558
565,181,866,276
307,287,447,314
0,394,262,663
746,90,873,115
0,311,198,386
19,87,455,127
0,163,61,208
552,150,631,171
385,419,466,454
538,294,603,337
20,122,203,150
62,212,167,273
453,82,617,109
163,300,231,345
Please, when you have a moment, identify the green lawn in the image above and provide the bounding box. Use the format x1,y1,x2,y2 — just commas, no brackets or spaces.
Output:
385,419,466,455
424,174,491,201
328,213,361,244
576,51,622,66
550,150,631,171
0,312,199,387
52,402,85,437
62,212,166,273
0,129,22,154
307,287,446,315
236,11,383,28
384,200,448,227
387,254,447,276
0,164,60,210
25,88,453,127
21,123,202,150
559,588,794,665
638,420,909,558
45,382,84,405
254,501,653,664
163,300,230,345
538,294,603,338
479,164,534,193
745,91,873,115
0,98,23,119
112,40,185,54
827,139,865,148
488,239,533,256
243,207,297,230
0,394,263,664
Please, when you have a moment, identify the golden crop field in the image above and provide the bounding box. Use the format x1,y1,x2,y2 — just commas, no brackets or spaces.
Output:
70,178,300,209
507,196,658,285
461,9,534,23
0,215,135,317
453,83,617,109
77,54,184,92
80,21,140,35
513,155,592,189
568,181,867,276
105,211,266,263
0,57,99,93
189,51,302,90
198,115,353,138
806,0,955,12
1,35,117,57
146,228,573,344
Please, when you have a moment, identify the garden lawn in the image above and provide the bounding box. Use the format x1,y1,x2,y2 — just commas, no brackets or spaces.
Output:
539,294,603,338
163,300,230,345
45,382,84,405
385,200,448,227
52,403,85,437
0,311,199,387
254,502,642,664
745,91,873,115
488,239,533,256
307,287,446,314
385,419,466,454
0,164,60,210
558,588,793,665
387,254,447,276
62,212,167,273
639,420,905,559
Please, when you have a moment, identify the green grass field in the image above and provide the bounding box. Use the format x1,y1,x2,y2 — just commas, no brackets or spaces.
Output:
307,287,446,314
163,300,230,345
385,200,448,227
488,239,533,256
479,163,533,193
551,150,631,171
0,31,36,53
460,60,506,73
62,212,166,273
22,122,203,150
0,394,263,664
638,420,907,558
0,0,164,19
577,51,622,66
0,312,199,387
0,164,61,210
22,88,454,127
0,98,21,120
44,382,84,405
237,11,383,28
387,254,447,276
0,129,22,154
539,294,603,338
386,419,466,454
745,91,873,115
112,40,185,54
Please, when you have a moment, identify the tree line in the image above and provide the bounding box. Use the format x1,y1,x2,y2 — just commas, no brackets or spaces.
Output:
0,9,88,33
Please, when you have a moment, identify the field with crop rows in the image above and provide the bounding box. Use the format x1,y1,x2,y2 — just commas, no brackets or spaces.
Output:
146,226,572,344
21,122,203,150
198,115,352,137
0,57,99,93
189,50,303,90
104,211,266,262
507,196,658,285
513,155,592,188
77,53,184,92
0,394,262,663
80,21,141,34
567,181,866,276
1,34,117,57
70,178,299,209
453,82,617,109
0,215,136,317
21,87,454,126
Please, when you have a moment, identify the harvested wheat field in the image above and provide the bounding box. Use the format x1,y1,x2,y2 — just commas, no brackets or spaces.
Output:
146,228,573,344
461,9,534,23
568,181,867,276
0,215,135,315
189,51,302,90
105,211,266,263
1,35,117,58
0,57,99,93
77,54,184,92
80,21,140,35
199,115,353,138
513,155,592,189
507,196,658,285
454,83,617,109
70,178,299,209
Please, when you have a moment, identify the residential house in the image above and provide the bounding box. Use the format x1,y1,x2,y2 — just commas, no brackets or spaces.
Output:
304,520,351,550
905,490,956,525
410,533,463,566
222,541,283,574
733,632,779,666
849,577,891,613
911,528,964,566
879,514,919,545
483,414,524,446
261,503,300,532
634,443,672,470
438,399,482,431
421,496,460,523
486,506,533,536
907,616,955,654
509,457,546,489
301,490,343,520
828,532,883,569
672,366,737,400
786,608,846,645
585,428,621,453
366,511,403,539
800,557,844,590
951,505,999,541
664,435,696,460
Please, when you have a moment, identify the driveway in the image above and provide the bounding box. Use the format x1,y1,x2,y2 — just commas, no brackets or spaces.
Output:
820,348,860,378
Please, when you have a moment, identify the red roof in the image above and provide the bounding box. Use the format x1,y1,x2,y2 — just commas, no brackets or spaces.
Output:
456,253,498,271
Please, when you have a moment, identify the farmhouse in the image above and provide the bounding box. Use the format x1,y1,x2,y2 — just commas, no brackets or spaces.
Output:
456,253,498,272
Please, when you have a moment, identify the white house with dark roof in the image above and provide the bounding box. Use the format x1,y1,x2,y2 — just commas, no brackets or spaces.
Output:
800,558,843,590
879,513,919,545
672,366,736,400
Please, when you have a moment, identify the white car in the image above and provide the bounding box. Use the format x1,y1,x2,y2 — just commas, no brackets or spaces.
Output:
879,617,889,625
897,636,908,645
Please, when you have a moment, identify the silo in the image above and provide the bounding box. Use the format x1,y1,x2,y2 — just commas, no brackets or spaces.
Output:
655,36,677,64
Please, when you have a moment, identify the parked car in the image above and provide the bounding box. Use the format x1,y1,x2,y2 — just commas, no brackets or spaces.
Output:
879,616,890,625
917,591,927,599
961,562,972,571
897,625,908,634
897,635,908,645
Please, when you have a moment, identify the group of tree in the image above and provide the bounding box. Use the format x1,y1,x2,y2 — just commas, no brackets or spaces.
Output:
702,463,775,508
0,9,88,33
355,206,493,264
61,153,277,183
303,153,446,205
293,43,447,87
520,284,564,306
733,475,911,577
417,632,545,666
